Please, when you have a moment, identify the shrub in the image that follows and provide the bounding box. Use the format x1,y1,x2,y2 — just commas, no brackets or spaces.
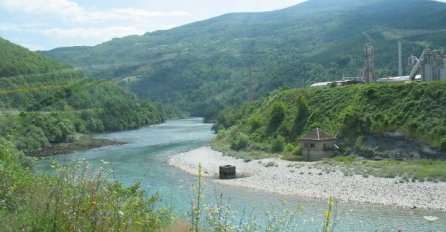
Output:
267,102,287,135
230,133,250,151
271,136,285,153
248,115,262,132
0,159,172,231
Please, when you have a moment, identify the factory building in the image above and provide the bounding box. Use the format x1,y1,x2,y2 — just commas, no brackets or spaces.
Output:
311,44,446,87
418,49,446,82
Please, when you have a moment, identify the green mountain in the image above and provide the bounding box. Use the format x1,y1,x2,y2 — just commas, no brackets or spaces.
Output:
43,0,446,118
0,38,182,153
212,82,446,160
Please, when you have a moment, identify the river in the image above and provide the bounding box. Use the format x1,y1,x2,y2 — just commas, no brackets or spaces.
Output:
36,118,445,231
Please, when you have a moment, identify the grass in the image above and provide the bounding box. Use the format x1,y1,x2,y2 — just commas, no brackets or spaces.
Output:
2,141,340,231
319,156,446,182
0,143,172,231
213,82,446,160
211,138,276,160
214,130,446,182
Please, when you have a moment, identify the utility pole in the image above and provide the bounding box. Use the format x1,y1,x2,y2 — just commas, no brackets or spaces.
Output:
398,41,402,77
248,64,253,101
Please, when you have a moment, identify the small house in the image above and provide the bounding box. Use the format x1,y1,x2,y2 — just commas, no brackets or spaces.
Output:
298,128,337,161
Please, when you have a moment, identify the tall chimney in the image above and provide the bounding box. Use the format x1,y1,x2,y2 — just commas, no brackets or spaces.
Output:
398,41,402,77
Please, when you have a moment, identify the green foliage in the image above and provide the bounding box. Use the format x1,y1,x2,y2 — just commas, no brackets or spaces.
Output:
0,145,172,231
271,136,285,153
321,158,446,182
230,132,250,151
43,0,446,119
291,96,310,140
214,82,446,156
267,102,287,135
323,197,335,232
0,39,184,154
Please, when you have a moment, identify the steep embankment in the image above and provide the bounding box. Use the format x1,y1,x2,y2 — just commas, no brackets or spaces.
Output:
212,83,446,159
0,38,182,154
43,0,446,117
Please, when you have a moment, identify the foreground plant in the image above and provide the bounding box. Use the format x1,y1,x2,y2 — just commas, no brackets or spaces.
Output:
189,161,336,232
323,197,336,232
0,145,172,232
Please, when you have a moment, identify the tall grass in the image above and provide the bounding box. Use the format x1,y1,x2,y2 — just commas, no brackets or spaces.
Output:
0,144,172,232
188,161,336,232
2,141,337,231
323,197,335,232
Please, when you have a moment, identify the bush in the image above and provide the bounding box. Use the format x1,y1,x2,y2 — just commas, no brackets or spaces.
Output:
230,133,250,151
0,159,172,231
271,136,285,153
248,114,262,132
267,102,287,135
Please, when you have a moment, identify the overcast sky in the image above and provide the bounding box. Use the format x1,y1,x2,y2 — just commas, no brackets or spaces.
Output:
0,0,307,50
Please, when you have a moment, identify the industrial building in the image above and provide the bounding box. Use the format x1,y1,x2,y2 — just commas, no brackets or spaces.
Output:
312,43,446,86
409,48,446,82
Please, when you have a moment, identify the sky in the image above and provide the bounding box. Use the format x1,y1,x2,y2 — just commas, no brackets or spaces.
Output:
0,0,307,50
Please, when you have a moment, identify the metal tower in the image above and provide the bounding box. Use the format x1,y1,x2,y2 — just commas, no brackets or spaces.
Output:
398,41,402,77
363,43,374,83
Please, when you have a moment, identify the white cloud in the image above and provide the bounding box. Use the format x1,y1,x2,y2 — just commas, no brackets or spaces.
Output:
0,0,189,23
0,23,21,31
20,43,46,51
41,26,147,40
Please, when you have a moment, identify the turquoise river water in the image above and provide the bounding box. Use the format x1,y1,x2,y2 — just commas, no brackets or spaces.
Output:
36,118,445,232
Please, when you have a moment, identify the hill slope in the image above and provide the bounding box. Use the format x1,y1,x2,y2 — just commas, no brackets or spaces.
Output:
212,83,446,159
43,0,446,117
0,38,181,153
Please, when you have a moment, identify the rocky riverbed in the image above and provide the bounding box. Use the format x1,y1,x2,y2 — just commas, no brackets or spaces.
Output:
169,147,446,212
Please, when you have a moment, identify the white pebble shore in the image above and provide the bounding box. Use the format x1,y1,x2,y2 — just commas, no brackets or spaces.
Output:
168,147,446,212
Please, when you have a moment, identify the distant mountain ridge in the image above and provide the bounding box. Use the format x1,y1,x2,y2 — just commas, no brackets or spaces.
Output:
42,0,446,118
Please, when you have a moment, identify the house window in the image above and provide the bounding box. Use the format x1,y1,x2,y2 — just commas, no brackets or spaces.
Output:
310,143,315,148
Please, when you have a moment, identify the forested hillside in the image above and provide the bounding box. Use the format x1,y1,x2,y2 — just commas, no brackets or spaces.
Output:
212,82,446,159
43,0,446,118
0,38,182,154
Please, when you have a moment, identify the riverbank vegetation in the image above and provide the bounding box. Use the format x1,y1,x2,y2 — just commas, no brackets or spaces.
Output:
0,38,184,155
1,142,336,231
213,82,446,157
318,156,446,182
212,82,446,181
0,142,172,231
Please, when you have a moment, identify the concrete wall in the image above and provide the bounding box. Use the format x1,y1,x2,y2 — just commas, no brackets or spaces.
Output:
423,63,433,81
301,149,333,161
301,141,335,161
441,68,446,81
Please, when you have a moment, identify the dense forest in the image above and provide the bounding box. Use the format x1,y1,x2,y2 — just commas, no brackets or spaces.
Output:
43,0,446,119
0,38,183,154
212,82,446,159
